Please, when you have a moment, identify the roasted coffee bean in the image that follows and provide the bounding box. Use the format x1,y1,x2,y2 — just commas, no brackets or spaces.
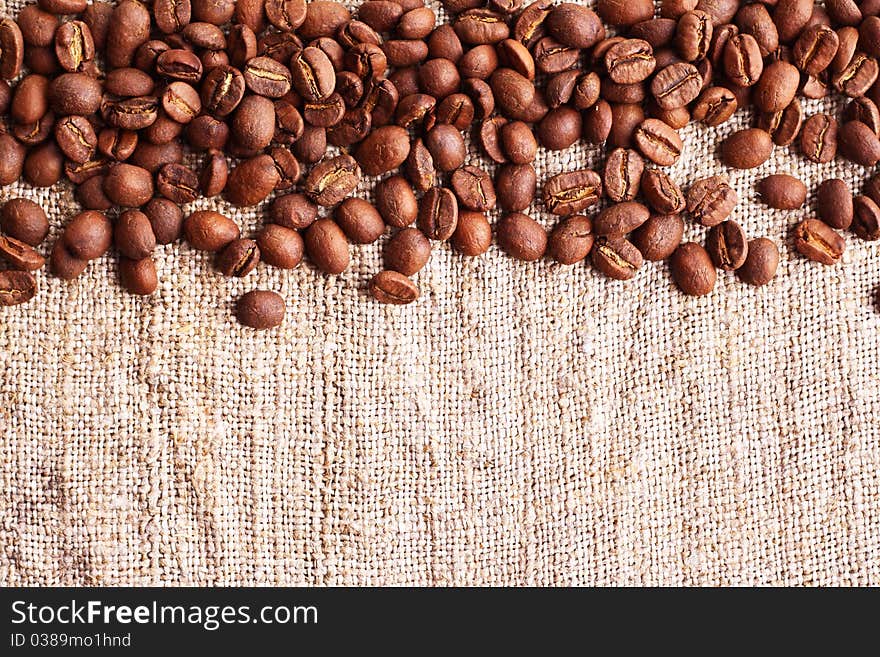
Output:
63,210,112,261
754,61,800,113
547,215,593,264
236,290,285,329
256,224,303,269
546,4,604,48
794,218,845,264
54,20,94,73
144,197,184,244
736,237,778,286
354,125,411,176
291,47,336,102
596,0,653,27
838,120,880,165
705,220,747,270
735,4,777,57
376,176,418,228
50,240,88,280
12,110,54,146
404,138,435,191
591,236,643,280
758,98,803,146
605,39,656,84
757,174,807,210
241,56,291,99
382,39,429,67
631,17,678,46
333,198,385,244
497,38,535,81
816,179,853,230
844,97,880,135
802,72,830,99
640,169,684,215
687,175,736,226
17,6,58,49
266,146,299,191
102,96,160,131
543,169,602,215
454,9,509,45
24,142,64,188
48,72,101,116
155,163,198,204
593,201,650,237
450,210,491,256
490,68,536,119
479,116,507,163
544,70,579,107
458,44,499,79
496,163,536,212
154,0,192,34
385,227,431,275
97,128,138,161
801,113,838,163
500,121,537,164
184,210,240,251
497,212,546,261
537,107,581,150
265,0,307,32
676,10,712,62
424,124,466,172
451,165,496,212
195,150,226,198
146,115,183,147
434,93,474,130
186,115,229,151
853,195,880,241
303,154,360,207
0,270,37,306
271,193,318,230
634,118,683,166
129,140,184,173
216,238,260,277
114,209,156,260
603,148,644,203
832,52,878,97
304,218,350,274
201,65,246,117
0,18,24,80
601,78,646,104
582,100,613,144
722,128,773,168
418,187,459,240
225,154,281,207
118,257,158,295
632,212,684,261
108,69,157,99
0,235,44,271
723,33,762,86
369,270,419,304
54,115,97,164
162,82,201,124
75,176,113,211
229,95,275,153
395,93,436,128
670,242,716,296
103,164,154,207
650,62,701,109
181,22,225,51
107,0,151,68
572,72,601,110
793,24,839,75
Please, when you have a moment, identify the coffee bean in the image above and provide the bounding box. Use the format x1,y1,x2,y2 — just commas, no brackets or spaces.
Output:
54,20,94,73
543,169,602,215
369,270,419,304
424,124,466,172
775,0,813,43
395,93,436,128
236,290,285,329
490,68,536,120
479,116,507,163
225,154,281,206
265,0,307,32
199,150,228,197
64,210,112,261
705,220,748,270
723,34,763,86
144,198,184,244
101,95,160,131
497,212,546,261
606,39,656,84
354,125,411,176
256,224,303,270
499,121,537,164
53,115,96,165
793,24,839,75
24,141,63,188
333,198,385,244
428,23,463,61
591,236,643,280
496,163,537,212
385,227,431,275
838,120,880,165
48,73,100,117
832,52,878,97
757,98,803,146
216,238,260,277
76,176,113,211
641,169,685,214
271,193,318,230
603,148,644,203
304,218,350,274
753,60,799,113
451,165,496,211
104,164,154,208
98,128,138,161
650,62,702,110
757,174,807,210
573,72,601,110
546,4,604,47
548,215,594,264
497,38,535,80
736,237,778,286
0,234,45,271
184,210,240,251
670,242,716,296
844,97,880,135
373,176,416,228
65,158,110,185
458,44,499,79
113,209,156,261
800,113,838,163
721,128,773,168
794,218,845,264
241,56,292,99
303,154,361,207
0,270,37,306
106,0,151,68
451,210,492,256
129,140,184,174
676,10,713,62
117,257,157,295
631,212,684,261
815,179,853,230
634,118,683,165
597,0,653,26
201,65,246,117
687,175,737,226
853,195,880,241
418,187,459,240
735,4,777,57
454,9,509,45
0,18,24,80
593,201,650,237
17,6,58,49
50,239,88,280
155,163,198,204
537,107,581,150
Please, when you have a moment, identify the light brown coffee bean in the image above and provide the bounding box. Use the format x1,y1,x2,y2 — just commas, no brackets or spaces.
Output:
451,165,496,211
225,154,281,206
641,169,685,214
547,215,594,265
236,290,285,329
334,198,385,244
451,210,491,256
303,154,360,207
495,163,536,212
369,270,419,304
631,212,684,260
497,212,547,261
385,227,431,275
1,198,49,246
736,237,778,286
634,118,683,165
591,236,643,280
417,187,459,240
115,209,156,260
183,210,240,251
687,175,737,226
670,242,716,296
800,113,837,163
304,218,350,274
64,210,112,260
794,218,845,264
119,257,158,295
144,197,184,244
721,128,773,168
757,174,807,209
816,179,853,230
603,148,644,202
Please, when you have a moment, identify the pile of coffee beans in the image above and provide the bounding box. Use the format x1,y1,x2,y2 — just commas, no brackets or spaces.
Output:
1,0,879,328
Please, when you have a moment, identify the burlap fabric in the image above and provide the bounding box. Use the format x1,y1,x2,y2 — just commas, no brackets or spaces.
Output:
1,0,879,587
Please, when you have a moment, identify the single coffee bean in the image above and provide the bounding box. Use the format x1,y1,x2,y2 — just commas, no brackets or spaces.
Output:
753,60,799,113
497,212,546,261
24,141,63,188
650,61,702,109
497,38,535,79
605,39,656,84
451,210,492,256
603,148,644,203
269,193,318,231
593,201,650,237
98,128,138,161
64,158,111,185
705,220,747,270
496,163,537,212
225,154,281,206
815,179,853,230
118,257,158,296
304,218,350,274
736,237,778,286
794,218,845,264
500,121,537,164
0,135,26,185
11,74,49,124
844,97,880,135
184,211,240,252
479,116,508,163
385,227,431,275
369,270,419,304
597,0,653,27
838,120,880,166
375,176,418,228
1,199,48,247
800,113,838,163
547,215,594,265
537,107,582,150
334,198,385,244
354,125,411,176
103,164,154,207
454,9,509,45
0,235,45,271
129,140,184,174
631,212,684,261
641,169,686,214
54,115,97,165
793,24,839,75
144,197,184,244
243,56,292,98
236,290,285,329
758,98,803,146
303,154,361,207
573,72,601,110
106,0,151,68
156,163,199,204
114,209,157,260
418,187,459,240
852,195,880,241
201,65,246,117
216,238,260,277
458,44,499,79
0,18,24,80
64,210,112,261
689,87,736,128
451,165,496,211
675,10,712,61
185,115,229,151
687,175,737,226
265,0,307,32
101,95,160,131
0,270,37,306
591,236,643,280
490,68,536,120
54,20,94,73
199,150,228,197
543,169,602,215
634,118,683,165
256,224,303,270
721,128,773,168
424,124,466,171
757,174,807,209
723,33,763,86
291,47,336,102
50,240,88,280
161,82,201,124
544,70,579,107
436,94,474,131
832,52,878,97
735,4,777,56
49,72,101,116
670,242,716,296
76,176,113,211
395,93,436,128
149,115,186,146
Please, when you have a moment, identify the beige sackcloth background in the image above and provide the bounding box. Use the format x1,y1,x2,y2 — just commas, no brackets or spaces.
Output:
1,0,879,587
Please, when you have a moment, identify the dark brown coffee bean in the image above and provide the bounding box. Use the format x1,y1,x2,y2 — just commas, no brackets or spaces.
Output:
103,164,154,208
634,118,683,166
451,165,496,212
353,125,411,176
753,61,799,113
794,218,845,264
545,4,603,48
497,212,546,261
499,121,537,164
800,113,838,163
304,218,350,274
736,238,778,286
490,68,535,119
290,47,335,102
757,174,807,209
0,270,36,306
478,116,508,163
102,96,160,131
63,210,112,261
216,238,260,277
723,33,762,86
75,176,113,211
734,4,777,57
117,257,157,296
424,124,466,172
838,120,880,165
404,138,435,191
496,163,536,212
648,62,700,110
641,169,685,214
303,154,360,207
184,210,240,251
832,52,879,97
96,128,137,162
417,58,460,99
603,148,644,203
256,224,303,270
793,24,838,76
158,50,204,85
544,70,579,108
154,163,198,204
605,39,656,85
376,176,418,228
448,210,490,256
49,240,88,280
571,72,600,110
434,93,474,131
225,154,281,207
237,290,285,329
591,236,643,279
537,107,582,150
270,193,318,230
583,100,613,144
240,56,291,99
395,93,436,128
454,9,509,45
670,242,715,296
384,227,431,275
0,234,44,271
632,212,684,260
597,0,653,26
721,128,773,168
63,158,110,186
458,44,499,79
381,39,429,68
705,219,747,270
0,18,24,80
106,0,151,68
201,65,246,117
687,175,736,226
265,0,307,32
418,187,458,240
361,1,404,32
853,195,880,241
145,114,185,146
757,98,803,146
332,198,384,244
427,23,463,63
47,73,98,117
144,198,183,244
369,270,419,304
154,0,192,34
676,10,712,61
24,142,63,188
775,0,813,43
497,38,535,81
813,179,852,231
593,201,650,237
543,169,602,215
185,115,229,151
161,82,201,124
114,209,156,260
54,20,94,74
547,215,593,264
181,22,225,51
532,36,579,74
54,115,97,164
129,140,184,174
228,95,275,153
844,97,880,136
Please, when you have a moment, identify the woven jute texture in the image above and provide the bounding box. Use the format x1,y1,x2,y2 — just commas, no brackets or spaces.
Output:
2,0,880,586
